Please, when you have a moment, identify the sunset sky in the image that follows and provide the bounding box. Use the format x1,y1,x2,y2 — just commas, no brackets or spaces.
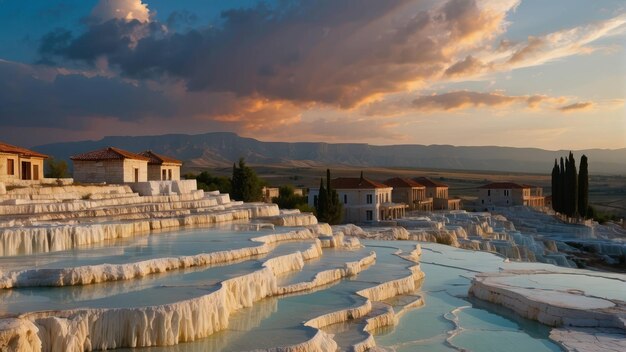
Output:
1,0,624,149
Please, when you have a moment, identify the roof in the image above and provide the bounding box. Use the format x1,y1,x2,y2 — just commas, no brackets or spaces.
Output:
139,150,182,165
0,142,48,158
384,177,425,188
413,177,448,188
71,147,150,162
330,177,390,189
478,182,527,189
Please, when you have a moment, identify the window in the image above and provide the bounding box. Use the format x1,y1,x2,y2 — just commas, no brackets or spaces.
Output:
162,169,167,180
7,159,14,175
343,194,348,204
366,194,373,204
481,199,484,204
487,190,491,196
168,169,172,180
366,210,373,221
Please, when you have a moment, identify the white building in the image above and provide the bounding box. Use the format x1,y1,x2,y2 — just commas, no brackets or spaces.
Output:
71,147,149,184
308,176,407,223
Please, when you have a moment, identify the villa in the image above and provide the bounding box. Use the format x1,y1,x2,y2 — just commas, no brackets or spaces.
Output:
414,177,462,210
0,141,48,182
478,182,545,208
384,177,433,211
308,175,407,223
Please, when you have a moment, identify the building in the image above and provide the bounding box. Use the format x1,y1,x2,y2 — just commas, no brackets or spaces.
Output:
262,186,280,203
139,151,182,181
308,175,407,223
0,142,48,182
384,177,433,211
414,177,462,210
71,147,149,184
478,182,545,208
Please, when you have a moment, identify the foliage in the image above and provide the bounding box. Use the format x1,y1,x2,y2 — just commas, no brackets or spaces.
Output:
231,158,263,202
184,171,232,193
44,158,69,178
271,185,309,210
551,152,587,218
587,205,620,224
315,169,343,224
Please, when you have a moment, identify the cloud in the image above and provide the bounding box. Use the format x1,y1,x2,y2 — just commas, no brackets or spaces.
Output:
38,0,519,108
444,55,490,77
558,102,593,112
0,61,176,129
91,0,151,23
363,90,578,115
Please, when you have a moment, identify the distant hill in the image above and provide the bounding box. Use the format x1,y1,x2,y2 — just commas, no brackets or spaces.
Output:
33,132,626,174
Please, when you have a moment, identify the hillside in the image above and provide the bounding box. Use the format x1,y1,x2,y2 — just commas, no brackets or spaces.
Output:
34,132,626,174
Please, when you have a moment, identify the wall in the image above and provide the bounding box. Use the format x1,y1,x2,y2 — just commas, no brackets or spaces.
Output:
122,159,148,182
147,164,181,181
308,187,394,223
0,154,44,182
0,154,19,182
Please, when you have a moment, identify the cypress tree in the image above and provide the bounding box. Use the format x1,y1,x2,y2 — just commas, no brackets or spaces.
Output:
231,158,263,202
559,157,566,213
315,170,343,224
568,152,578,217
578,155,589,218
551,159,560,212
316,178,327,220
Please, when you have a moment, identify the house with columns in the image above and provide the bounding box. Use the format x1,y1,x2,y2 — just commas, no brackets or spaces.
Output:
413,177,462,210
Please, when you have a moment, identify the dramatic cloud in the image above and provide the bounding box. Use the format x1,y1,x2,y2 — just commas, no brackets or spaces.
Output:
38,0,519,108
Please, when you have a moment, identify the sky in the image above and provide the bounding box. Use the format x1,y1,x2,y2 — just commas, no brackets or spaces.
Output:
0,0,624,149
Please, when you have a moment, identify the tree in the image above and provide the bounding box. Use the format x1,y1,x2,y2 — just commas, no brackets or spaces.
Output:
567,151,578,217
272,185,312,212
578,154,589,218
231,158,263,202
559,160,564,214
45,158,69,178
189,171,232,193
551,159,560,212
315,169,343,224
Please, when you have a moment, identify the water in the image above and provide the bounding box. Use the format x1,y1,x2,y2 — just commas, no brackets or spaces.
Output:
0,226,572,351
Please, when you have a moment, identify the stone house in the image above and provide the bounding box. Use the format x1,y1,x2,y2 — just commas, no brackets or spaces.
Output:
71,147,149,184
413,177,462,210
308,175,407,223
384,177,433,211
139,151,182,181
478,182,545,208
0,142,48,182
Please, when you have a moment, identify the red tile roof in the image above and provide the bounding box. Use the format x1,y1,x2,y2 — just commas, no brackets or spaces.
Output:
330,177,390,189
478,182,527,189
71,147,150,162
0,142,48,158
413,177,448,188
139,151,182,165
384,177,425,188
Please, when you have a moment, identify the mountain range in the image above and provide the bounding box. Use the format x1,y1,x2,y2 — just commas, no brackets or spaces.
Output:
34,132,626,174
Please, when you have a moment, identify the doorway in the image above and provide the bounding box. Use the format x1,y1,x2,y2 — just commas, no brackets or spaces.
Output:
21,161,31,180
134,168,139,182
